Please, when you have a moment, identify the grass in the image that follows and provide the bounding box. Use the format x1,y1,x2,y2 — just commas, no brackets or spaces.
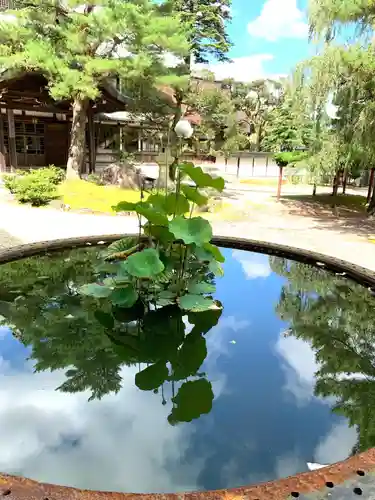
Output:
58,179,145,214
240,178,287,186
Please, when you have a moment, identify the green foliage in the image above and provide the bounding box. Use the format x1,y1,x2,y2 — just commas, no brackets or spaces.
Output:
179,163,225,191
87,173,105,186
163,0,232,64
0,1,189,103
3,166,65,206
80,161,225,314
273,151,309,167
230,79,283,151
169,216,213,245
124,248,165,278
12,169,59,206
2,174,18,194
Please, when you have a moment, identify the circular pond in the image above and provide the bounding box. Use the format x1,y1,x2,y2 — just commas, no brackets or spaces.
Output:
0,241,373,494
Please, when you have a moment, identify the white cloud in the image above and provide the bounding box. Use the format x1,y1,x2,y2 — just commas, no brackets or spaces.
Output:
275,333,319,405
0,363,201,493
232,250,272,279
314,421,357,465
193,54,282,83
247,0,308,42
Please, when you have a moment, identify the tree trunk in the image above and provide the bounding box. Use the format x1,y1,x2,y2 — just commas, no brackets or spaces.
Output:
66,97,89,179
367,179,375,214
331,172,339,197
312,183,317,196
367,167,375,203
277,166,283,201
342,169,348,194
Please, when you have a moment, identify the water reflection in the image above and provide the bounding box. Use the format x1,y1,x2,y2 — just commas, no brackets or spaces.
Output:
270,255,375,456
0,247,371,492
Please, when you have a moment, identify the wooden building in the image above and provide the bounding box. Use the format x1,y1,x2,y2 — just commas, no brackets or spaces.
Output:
0,70,129,173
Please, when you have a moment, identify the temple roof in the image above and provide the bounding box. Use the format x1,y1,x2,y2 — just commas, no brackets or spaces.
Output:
0,70,129,114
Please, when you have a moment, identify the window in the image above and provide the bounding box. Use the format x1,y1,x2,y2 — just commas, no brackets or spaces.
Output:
3,120,45,155
0,0,12,11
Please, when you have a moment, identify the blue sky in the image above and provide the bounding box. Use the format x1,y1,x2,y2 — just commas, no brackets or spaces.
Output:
201,0,313,82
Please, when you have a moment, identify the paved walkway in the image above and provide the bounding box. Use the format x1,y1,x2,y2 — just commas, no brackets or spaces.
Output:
0,201,374,272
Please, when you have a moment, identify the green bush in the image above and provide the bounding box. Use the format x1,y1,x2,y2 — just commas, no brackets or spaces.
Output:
3,166,65,206
2,174,19,193
87,173,104,186
41,165,66,185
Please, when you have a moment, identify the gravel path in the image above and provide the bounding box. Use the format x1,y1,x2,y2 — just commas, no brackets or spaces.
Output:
0,200,374,272
0,228,22,249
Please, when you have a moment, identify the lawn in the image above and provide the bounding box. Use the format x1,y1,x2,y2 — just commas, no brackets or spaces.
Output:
240,178,287,186
59,179,145,214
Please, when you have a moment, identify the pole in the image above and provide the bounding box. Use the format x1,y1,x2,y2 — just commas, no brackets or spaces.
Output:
277,166,283,200
367,168,375,203
236,156,240,178
7,109,17,171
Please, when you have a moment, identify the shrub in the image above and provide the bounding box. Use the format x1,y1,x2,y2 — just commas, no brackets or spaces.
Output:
87,173,104,186
13,168,62,206
41,165,66,185
2,174,19,193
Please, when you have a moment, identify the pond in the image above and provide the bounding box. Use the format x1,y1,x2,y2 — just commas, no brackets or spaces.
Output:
0,244,373,494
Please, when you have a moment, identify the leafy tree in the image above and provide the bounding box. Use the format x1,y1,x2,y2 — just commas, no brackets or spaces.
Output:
186,78,247,156
161,0,232,164
270,256,375,452
0,0,189,178
230,79,283,151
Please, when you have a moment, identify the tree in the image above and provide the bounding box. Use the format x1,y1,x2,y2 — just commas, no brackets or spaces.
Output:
305,0,375,211
186,77,247,157
161,0,232,165
0,0,188,178
164,0,232,64
230,79,283,151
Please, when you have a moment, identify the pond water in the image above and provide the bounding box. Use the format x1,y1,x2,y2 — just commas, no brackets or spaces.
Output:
0,245,373,493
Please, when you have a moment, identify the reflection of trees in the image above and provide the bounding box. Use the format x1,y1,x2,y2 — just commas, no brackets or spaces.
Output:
270,256,375,452
0,249,222,423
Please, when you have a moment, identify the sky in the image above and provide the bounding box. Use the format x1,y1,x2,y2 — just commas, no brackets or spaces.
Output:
205,0,313,82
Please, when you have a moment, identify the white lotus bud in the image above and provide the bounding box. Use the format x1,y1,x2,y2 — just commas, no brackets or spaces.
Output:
174,119,193,139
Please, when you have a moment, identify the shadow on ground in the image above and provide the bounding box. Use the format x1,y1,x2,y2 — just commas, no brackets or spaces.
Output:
279,193,375,237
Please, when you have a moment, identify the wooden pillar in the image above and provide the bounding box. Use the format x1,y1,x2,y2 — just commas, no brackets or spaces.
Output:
87,106,96,174
0,114,6,172
277,166,283,201
7,109,17,171
367,168,375,203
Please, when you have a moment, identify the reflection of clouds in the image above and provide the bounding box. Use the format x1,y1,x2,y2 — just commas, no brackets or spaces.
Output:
0,362,200,493
205,316,251,398
0,315,250,494
232,250,272,280
275,333,318,406
275,452,305,479
314,421,357,465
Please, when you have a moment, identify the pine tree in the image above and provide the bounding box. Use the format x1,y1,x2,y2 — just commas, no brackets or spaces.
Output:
0,0,188,178
164,0,232,64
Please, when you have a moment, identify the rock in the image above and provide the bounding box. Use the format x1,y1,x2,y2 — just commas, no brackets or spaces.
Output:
100,163,141,189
